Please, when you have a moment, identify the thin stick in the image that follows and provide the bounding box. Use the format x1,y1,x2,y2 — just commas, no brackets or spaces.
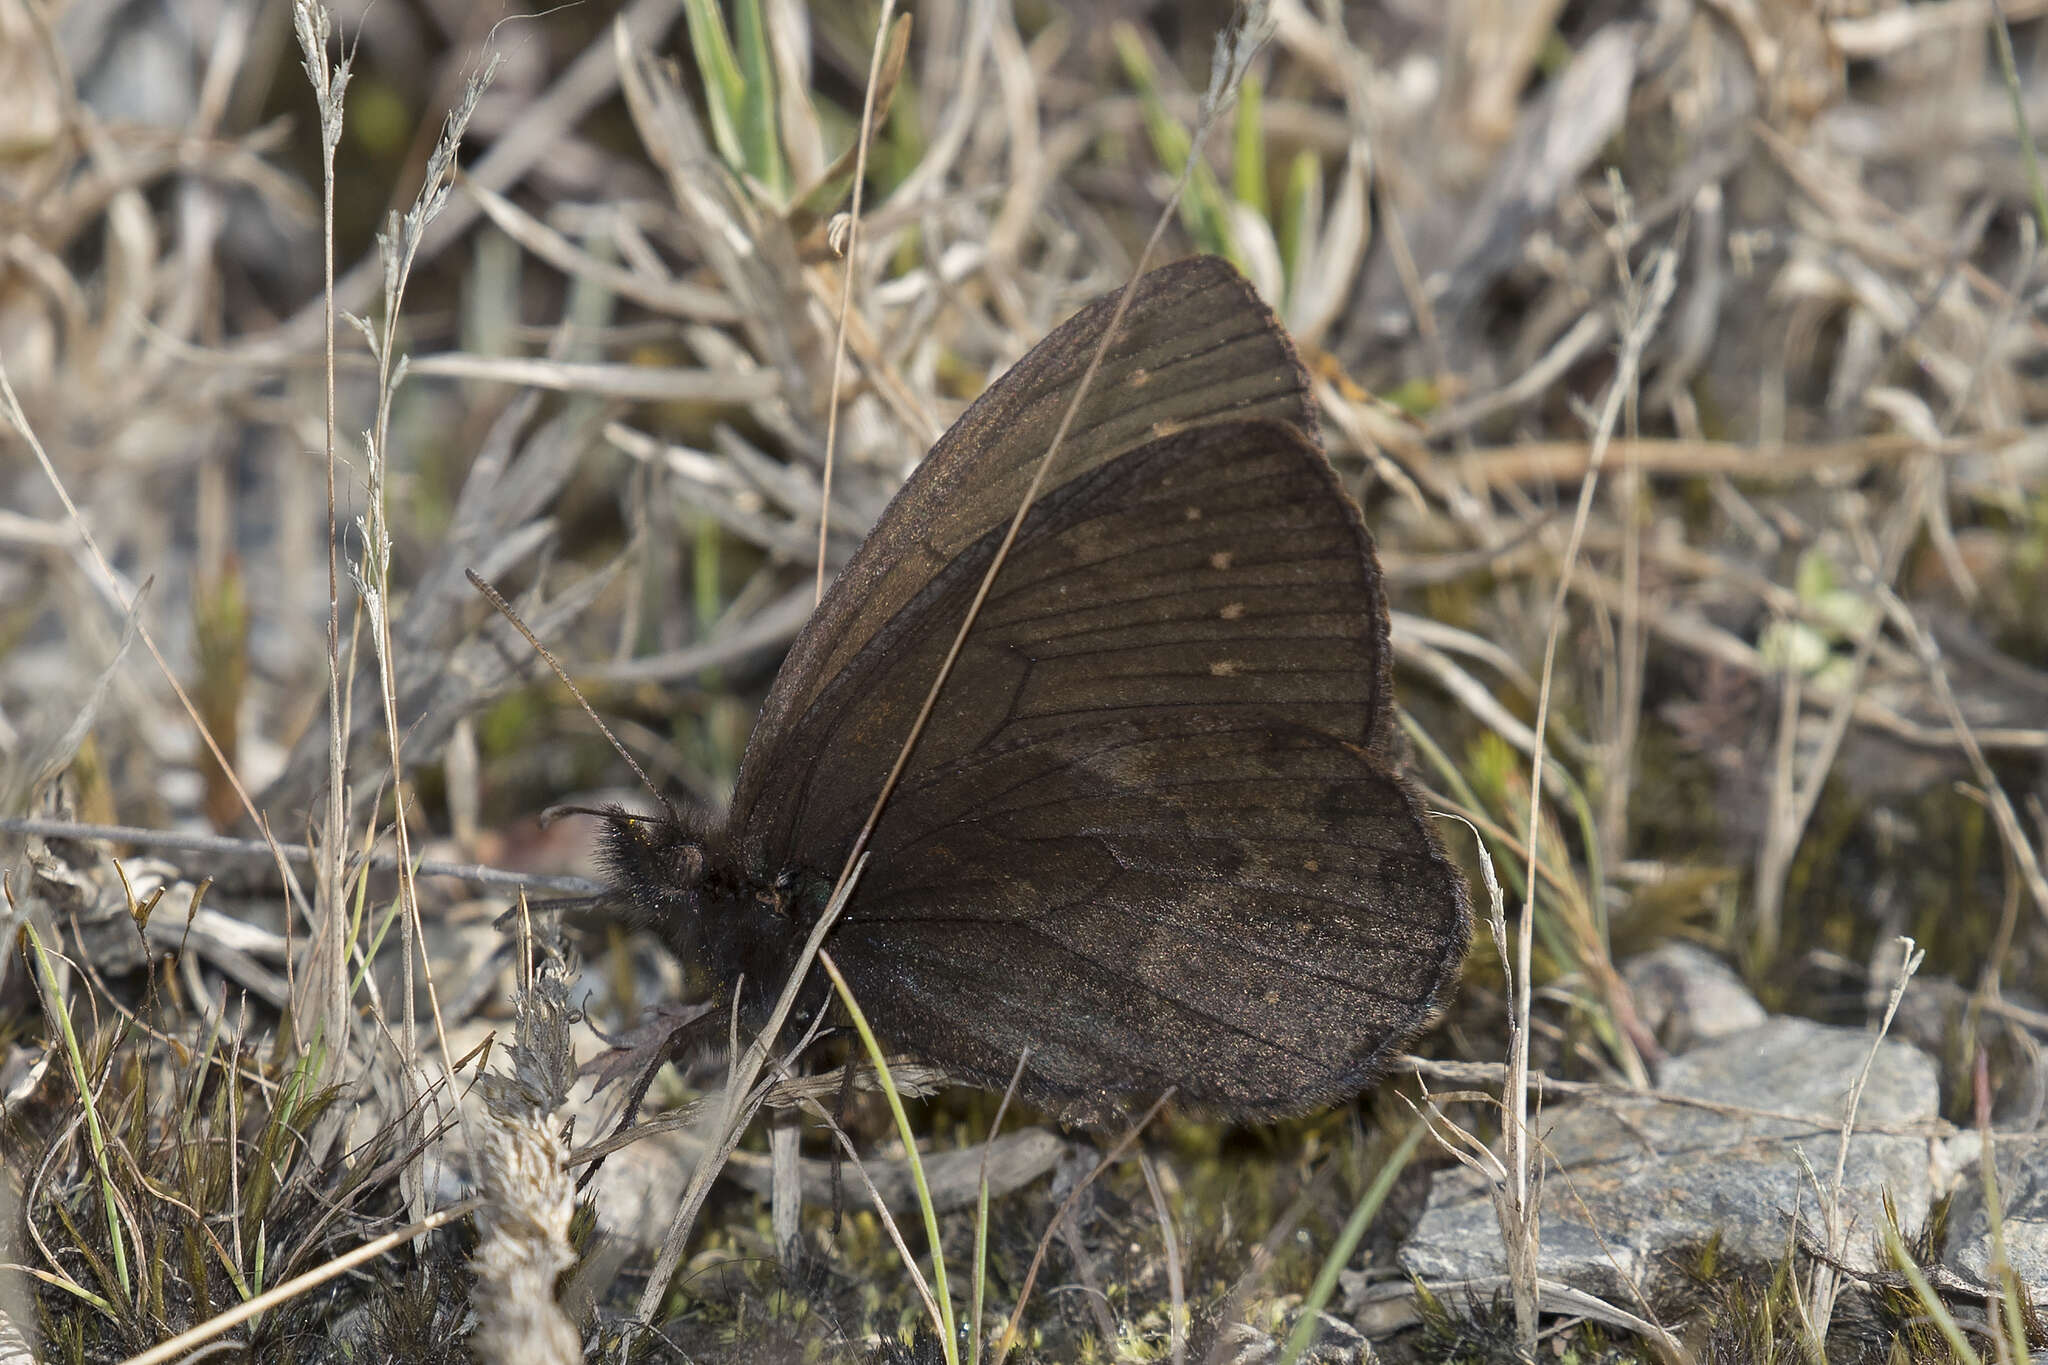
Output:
970,1050,1031,1365
991,1091,1175,1365
815,0,900,606
815,6,1274,967
0,815,603,895
1138,1152,1186,1365
802,1094,946,1332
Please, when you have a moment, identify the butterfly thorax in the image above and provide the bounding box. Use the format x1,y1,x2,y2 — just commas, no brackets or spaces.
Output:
598,805,839,1030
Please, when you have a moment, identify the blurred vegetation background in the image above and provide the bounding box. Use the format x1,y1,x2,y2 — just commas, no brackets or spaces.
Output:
2,1,2046,1360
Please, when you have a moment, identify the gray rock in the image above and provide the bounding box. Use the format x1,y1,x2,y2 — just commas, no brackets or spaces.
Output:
1401,1017,1941,1299
1623,942,1767,1053
1942,1133,2048,1300
1209,1317,1371,1364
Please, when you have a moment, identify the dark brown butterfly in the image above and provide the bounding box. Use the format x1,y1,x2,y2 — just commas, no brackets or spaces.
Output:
601,255,1470,1124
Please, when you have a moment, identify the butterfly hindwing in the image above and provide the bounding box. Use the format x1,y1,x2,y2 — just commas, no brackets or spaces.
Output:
731,418,1467,1119
838,712,1469,1121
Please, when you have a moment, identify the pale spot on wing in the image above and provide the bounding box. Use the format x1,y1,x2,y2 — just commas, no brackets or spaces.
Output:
1127,366,1151,387
1152,418,1187,438
1303,859,1321,872
1184,506,1202,521
1264,989,1281,1006
1209,551,1234,570
1219,602,1245,620
1210,660,1239,677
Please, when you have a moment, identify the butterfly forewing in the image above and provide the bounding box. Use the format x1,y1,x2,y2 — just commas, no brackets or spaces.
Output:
744,420,1392,859
730,256,1315,849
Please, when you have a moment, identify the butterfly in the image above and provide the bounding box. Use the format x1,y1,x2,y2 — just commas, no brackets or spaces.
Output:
600,255,1470,1124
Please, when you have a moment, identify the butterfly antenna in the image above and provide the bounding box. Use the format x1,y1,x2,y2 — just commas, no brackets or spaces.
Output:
465,569,679,827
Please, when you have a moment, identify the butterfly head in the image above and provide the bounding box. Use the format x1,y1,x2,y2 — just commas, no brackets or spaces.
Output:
595,803,720,943
595,803,810,1013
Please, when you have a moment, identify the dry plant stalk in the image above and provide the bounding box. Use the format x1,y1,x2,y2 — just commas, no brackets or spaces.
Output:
12,0,2048,1357
469,953,581,1365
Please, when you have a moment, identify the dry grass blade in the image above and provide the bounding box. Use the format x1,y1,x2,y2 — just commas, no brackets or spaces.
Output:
259,402,619,823
632,854,867,1321
0,362,303,920
0,817,602,896
463,178,741,321
1798,936,1924,1355
800,1092,947,1338
404,350,781,401
350,51,506,1217
815,0,1277,967
1138,1152,1187,1365
116,1200,479,1365
0,585,147,817
991,1091,1175,1365
13,0,2048,1357
971,1050,1033,1365
293,0,353,1097
814,0,901,606
262,0,696,351
1496,219,1681,1351
1881,586,2048,927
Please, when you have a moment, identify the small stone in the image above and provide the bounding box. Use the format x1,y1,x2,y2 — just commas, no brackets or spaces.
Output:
1942,1133,2048,1301
1400,1016,1941,1300
1622,942,1766,1053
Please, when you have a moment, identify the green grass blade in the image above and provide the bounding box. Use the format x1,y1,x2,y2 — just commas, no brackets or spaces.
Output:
1277,1120,1427,1365
1278,147,1318,293
731,0,789,198
1112,22,1238,265
682,0,749,175
25,922,132,1301
821,950,958,1363
1234,68,1268,220
1989,7,2048,243
1882,1221,1982,1365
